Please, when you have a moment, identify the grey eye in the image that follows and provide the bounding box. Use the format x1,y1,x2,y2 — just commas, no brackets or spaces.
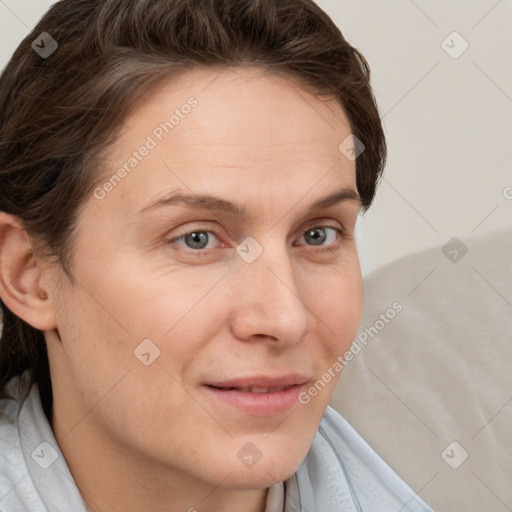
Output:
173,231,218,250
300,226,339,246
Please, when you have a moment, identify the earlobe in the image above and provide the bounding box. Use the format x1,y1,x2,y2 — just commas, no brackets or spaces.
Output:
0,212,57,332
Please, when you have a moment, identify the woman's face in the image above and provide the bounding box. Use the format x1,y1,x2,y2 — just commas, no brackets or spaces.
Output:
45,66,363,490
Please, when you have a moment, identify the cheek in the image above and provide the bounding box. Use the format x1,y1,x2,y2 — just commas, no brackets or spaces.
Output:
53,263,230,424
308,261,363,349
298,269,362,415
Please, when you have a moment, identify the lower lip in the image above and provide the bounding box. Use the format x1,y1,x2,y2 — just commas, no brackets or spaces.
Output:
202,384,305,416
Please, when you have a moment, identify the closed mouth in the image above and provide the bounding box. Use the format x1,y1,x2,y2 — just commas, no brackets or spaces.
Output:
202,377,307,415
206,384,296,393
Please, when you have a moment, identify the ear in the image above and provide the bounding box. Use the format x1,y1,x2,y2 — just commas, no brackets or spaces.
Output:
0,212,58,331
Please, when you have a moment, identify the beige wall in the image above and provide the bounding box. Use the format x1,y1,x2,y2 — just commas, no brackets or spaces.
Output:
318,0,512,275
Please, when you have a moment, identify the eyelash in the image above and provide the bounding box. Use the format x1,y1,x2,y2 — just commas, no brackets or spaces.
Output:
167,222,345,258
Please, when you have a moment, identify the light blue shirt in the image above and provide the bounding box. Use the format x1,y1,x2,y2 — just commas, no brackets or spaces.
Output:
0,372,434,511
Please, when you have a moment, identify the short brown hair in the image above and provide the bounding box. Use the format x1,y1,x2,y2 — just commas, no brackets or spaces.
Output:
0,0,386,420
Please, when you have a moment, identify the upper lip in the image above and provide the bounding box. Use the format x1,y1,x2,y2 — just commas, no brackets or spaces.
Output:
204,374,309,389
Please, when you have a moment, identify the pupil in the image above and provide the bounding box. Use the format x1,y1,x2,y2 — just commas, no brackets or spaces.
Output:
306,228,325,245
186,231,208,249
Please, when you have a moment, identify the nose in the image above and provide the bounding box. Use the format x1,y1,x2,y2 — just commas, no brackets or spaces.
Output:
228,240,314,347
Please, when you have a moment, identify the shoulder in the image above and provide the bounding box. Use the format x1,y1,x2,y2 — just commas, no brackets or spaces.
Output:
301,406,436,511
0,373,28,467
1,375,89,511
0,376,45,510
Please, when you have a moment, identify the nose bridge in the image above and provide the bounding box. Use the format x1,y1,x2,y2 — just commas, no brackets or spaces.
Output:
230,235,312,344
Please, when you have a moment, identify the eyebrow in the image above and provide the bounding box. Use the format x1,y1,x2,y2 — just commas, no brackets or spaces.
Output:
139,186,361,217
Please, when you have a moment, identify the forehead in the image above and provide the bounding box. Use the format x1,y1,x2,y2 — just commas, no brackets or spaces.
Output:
91,66,357,220
110,66,352,157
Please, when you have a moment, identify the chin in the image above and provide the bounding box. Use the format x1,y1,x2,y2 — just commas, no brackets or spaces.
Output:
221,461,300,490
215,443,308,490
